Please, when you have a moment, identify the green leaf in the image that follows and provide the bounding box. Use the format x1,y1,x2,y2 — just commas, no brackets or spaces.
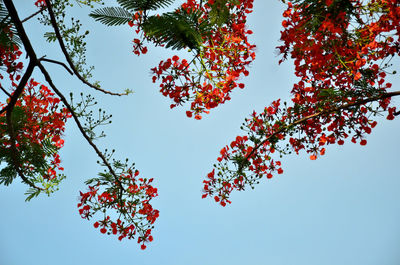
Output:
0,165,17,186
208,0,230,26
116,0,175,11
42,138,59,156
89,7,134,26
142,9,207,50
44,32,57,42
25,187,41,202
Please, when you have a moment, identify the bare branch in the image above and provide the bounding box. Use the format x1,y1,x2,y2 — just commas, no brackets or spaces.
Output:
43,0,130,96
21,5,46,23
39,57,74,75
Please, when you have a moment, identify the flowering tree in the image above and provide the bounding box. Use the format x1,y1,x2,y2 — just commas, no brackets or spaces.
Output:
201,0,400,206
1,0,399,249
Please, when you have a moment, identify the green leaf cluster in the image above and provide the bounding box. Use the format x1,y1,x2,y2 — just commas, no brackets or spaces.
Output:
89,0,239,51
89,7,134,26
91,0,205,50
117,0,175,11
142,8,208,50
89,0,175,27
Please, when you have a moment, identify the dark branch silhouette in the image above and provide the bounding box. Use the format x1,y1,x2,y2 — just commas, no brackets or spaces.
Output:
3,0,124,192
43,0,130,96
21,5,46,23
39,57,74,75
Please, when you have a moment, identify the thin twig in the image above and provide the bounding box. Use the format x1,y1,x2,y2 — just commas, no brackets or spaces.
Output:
21,5,46,23
37,62,125,191
0,84,11,97
43,0,130,96
39,57,74,75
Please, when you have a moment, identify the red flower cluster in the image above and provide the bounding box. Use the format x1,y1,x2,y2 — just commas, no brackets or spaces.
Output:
203,0,400,204
1,78,70,187
1,14,69,190
279,0,399,118
0,38,23,84
202,100,284,205
128,11,149,56
77,169,159,249
129,0,256,119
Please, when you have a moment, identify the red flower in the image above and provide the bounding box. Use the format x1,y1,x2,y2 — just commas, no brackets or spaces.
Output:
325,0,333,6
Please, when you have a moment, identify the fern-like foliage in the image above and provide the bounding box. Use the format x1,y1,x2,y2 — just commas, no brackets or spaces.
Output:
208,0,231,27
90,0,227,51
0,0,22,48
116,0,175,11
89,7,134,26
142,9,209,50
90,0,176,27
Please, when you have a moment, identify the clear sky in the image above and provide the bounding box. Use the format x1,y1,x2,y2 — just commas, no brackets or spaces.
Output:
1,1,400,265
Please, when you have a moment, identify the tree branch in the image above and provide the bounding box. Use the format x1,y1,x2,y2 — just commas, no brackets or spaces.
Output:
239,91,400,171
37,61,125,190
3,1,38,59
4,0,125,192
21,5,46,23
1,0,34,119
0,84,11,97
3,0,45,191
43,0,130,96
5,60,44,191
39,57,74,75
3,0,130,195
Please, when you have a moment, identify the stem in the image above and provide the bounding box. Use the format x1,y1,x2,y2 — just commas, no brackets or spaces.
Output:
0,84,11,98
21,5,46,23
43,0,129,96
37,62,125,192
39,57,73,75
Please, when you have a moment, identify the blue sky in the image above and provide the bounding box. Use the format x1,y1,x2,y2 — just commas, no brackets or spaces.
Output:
1,1,400,265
